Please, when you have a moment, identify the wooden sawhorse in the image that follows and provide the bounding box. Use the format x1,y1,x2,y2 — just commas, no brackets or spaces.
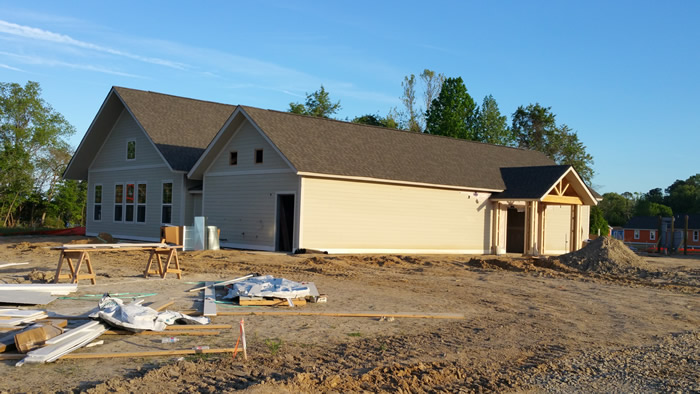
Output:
53,249,97,285
144,246,183,279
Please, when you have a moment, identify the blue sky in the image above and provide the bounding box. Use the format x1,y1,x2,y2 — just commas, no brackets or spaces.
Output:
0,1,698,195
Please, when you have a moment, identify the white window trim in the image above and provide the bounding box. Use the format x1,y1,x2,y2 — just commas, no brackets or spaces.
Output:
634,230,640,240
650,230,656,241
126,139,136,161
161,180,174,225
136,181,147,224
124,182,136,223
93,184,103,222
694,230,699,242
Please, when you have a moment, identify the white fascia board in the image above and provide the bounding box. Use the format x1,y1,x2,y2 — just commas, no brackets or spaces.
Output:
540,167,598,206
296,172,503,193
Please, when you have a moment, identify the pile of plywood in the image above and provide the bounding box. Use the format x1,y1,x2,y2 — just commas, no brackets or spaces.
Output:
0,284,77,305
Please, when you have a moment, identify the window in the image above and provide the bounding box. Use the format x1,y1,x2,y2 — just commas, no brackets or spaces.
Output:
694,230,699,242
127,140,136,160
229,151,238,166
162,182,173,224
137,183,147,223
93,185,102,221
255,149,263,164
634,230,640,240
125,183,135,222
114,184,123,221
650,230,656,241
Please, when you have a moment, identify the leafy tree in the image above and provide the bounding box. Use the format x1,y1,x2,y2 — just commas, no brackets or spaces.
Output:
634,200,672,217
598,192,634,226
352,113,398,129
474,95,514,146
645,188,665,204
589,205,609,236
665,174,700,214
49,180,87,226
288,85,341,118
425,77,477,139
0,81,75,227
511,103,594,184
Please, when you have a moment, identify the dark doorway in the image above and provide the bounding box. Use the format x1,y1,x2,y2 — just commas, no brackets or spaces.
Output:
506,207,525,253
276,194,295,252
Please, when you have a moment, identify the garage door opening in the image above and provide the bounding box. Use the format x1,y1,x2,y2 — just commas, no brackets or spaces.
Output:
276,194,295,252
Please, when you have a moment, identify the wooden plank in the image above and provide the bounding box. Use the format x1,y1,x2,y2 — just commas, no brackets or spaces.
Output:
541,195,582,205
203,282,216,317
165,324,231,330
0,263,29,269
238,297,307,307
55,243,169,250
0,284,76,295
215,311,465,319
0,347,237,360
35,319,68,328
103,330,219,336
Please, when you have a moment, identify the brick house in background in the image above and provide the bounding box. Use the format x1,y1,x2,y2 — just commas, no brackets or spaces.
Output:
623,214,700,251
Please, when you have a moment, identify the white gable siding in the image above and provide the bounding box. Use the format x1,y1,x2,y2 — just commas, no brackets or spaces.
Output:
91,109,165,170
207,121,290,174
300,177,492,253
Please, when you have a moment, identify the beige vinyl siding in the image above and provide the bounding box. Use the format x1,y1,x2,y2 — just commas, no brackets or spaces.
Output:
91,109,165,169
207,121,290,174
86,167,184,240
300,177,492,253
203,172,299,249
580,205,591,238
544,204,571,254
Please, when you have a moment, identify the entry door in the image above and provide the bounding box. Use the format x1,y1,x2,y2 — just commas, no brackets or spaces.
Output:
506,207,525,253
276,194,295,252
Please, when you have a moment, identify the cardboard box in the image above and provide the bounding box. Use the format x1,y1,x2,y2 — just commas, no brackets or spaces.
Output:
160,226,183,245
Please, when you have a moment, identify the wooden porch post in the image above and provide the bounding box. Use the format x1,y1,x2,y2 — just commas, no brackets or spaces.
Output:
524,201,539,256
491,202,501,255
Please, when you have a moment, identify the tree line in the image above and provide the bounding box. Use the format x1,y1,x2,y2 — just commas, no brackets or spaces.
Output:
0,81,86,229
289,69,594,184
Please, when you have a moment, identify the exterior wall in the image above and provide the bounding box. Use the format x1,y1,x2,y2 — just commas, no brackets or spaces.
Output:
685,230,700,247
86,109,183,241
202,118,297,250
91,110,164,169
300,177,492,253
624,229,656,244
203,172,298,250
580,205,591,239
87,167,184,241
544,205,571,255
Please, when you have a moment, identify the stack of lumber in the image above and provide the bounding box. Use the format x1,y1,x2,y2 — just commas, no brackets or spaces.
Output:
18,321,108,365
0,309,48,327
0,284,77,305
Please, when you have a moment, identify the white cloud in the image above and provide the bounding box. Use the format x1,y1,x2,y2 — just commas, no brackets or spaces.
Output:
0,63,25,72
0,51,144,78
0,20,188,70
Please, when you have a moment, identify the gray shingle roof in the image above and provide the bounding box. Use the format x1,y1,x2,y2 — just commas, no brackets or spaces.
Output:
114,87,235,171
490,165,570,199
241,106,554,190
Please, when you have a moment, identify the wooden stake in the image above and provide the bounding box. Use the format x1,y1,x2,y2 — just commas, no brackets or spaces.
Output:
0,348,237,361
240,318,247,360
215,311,465,319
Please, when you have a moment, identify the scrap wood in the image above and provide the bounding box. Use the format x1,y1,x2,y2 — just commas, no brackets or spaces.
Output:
187,273,259,292
18,322,108,365
0,263,29,269
165,324,231,330
104,330,220,336
0,347,237,361
215,311,466,319
238,297,307,307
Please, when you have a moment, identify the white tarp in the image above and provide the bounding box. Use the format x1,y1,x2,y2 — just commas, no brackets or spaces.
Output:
91,296,209,332
223,275,311,299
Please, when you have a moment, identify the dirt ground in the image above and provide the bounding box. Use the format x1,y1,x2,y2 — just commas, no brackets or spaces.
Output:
0,235,698,393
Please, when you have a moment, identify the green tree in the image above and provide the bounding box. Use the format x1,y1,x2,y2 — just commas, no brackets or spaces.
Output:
665,174,700,214
474,95,514,145
49,180,87,226
511,103,594,184
352,113,399,129
400,74,421,132
0,81,75,227
288,85,341,118
425,77,477,139
598,192,634,226
634,200,673,217
589,205,609,236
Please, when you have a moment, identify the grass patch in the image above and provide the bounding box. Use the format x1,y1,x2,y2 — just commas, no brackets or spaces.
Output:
264,338,283,355
347,332,362,337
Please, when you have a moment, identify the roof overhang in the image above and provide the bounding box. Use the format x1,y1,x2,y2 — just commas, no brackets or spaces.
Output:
490,166,598,206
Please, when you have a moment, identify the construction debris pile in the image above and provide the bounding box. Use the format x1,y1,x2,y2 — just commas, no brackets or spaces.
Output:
557,236,654,275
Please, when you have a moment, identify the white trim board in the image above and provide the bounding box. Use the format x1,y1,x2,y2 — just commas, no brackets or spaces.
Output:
206,168,294,177
89,163,169,173
85,232,160,243
297,172,503,193
314,248,491,255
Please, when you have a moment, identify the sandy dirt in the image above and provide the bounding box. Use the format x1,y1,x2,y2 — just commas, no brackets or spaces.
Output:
0,235,697,393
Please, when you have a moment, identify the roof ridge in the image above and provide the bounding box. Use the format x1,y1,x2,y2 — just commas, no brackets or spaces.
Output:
241,105,543,154
113,86,237,109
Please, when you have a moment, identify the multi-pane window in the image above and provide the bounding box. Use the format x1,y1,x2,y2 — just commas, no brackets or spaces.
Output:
94,185,102,221
127,140,136,160
694,230,699,242
634,230,640,240
137,184,147,223
162,182,173,224
114,184,123,221
125,183,135,222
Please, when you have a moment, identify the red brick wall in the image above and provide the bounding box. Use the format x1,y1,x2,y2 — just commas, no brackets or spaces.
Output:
623,229,656,244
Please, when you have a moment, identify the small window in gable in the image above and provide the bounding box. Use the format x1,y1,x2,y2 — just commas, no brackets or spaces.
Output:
127,140,136,160
255,149,263,164
229,151,238,166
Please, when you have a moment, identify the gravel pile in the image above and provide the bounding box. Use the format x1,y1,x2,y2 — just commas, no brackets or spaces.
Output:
528,331,700,393
558,236,654,275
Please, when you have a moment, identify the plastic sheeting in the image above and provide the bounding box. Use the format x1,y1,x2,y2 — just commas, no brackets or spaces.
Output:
223,275,311,299
92,296,209,332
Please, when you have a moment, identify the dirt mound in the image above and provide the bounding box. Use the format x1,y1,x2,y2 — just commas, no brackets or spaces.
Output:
26,269,54,283
557,236,653,275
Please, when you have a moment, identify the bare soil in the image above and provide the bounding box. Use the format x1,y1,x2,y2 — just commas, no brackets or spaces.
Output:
0,235,697,393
